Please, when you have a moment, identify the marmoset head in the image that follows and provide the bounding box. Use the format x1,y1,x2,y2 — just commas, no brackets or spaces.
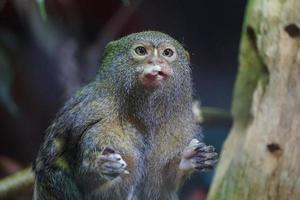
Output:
100,31,191,91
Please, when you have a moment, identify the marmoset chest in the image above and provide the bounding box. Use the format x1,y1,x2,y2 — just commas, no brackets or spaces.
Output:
74,121,183,200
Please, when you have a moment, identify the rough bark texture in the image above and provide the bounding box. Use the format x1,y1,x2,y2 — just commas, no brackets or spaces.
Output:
208,0,300,199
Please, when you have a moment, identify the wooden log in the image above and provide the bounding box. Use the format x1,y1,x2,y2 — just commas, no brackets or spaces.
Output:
208,0,300,199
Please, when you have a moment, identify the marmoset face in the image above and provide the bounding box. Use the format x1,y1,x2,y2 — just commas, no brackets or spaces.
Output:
100,31,191,95
130,41,178,87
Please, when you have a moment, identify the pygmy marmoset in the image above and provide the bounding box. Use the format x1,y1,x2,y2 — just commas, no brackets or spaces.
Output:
33,31,218,200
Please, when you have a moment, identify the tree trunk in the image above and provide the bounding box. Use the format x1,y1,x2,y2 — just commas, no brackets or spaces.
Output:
208,0,300,199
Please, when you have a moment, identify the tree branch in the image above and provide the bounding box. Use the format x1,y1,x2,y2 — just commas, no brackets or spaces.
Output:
0,167,34,198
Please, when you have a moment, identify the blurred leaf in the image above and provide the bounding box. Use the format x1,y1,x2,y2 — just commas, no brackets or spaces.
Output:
0,50,19,117
36,0,47,21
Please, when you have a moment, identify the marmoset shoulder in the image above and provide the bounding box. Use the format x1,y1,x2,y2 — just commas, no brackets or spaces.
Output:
33,31,218,200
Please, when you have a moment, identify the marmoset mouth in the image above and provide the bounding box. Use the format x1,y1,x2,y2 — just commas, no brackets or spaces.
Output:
142,72,166,87
158,70,169,77
145,70,168,78
139,65,171,87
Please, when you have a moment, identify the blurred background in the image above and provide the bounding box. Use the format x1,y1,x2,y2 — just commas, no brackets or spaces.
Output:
0,0,246,199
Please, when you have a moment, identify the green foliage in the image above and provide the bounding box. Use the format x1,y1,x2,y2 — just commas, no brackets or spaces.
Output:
36,0,48,21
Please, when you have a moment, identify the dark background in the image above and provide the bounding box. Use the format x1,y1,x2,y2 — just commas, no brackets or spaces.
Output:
0,0,246,199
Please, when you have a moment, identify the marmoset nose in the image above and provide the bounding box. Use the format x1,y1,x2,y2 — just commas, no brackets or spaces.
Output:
147,57,165,65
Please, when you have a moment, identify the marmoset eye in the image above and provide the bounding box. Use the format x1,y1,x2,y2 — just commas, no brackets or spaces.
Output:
162,48,174,57
135,46,147,56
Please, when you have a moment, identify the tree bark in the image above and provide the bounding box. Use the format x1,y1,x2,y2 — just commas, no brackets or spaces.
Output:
208,0,300,199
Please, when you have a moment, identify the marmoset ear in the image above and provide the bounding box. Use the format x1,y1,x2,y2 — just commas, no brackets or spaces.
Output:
103,40,118,58
185,50,190,63
100,40,120,73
